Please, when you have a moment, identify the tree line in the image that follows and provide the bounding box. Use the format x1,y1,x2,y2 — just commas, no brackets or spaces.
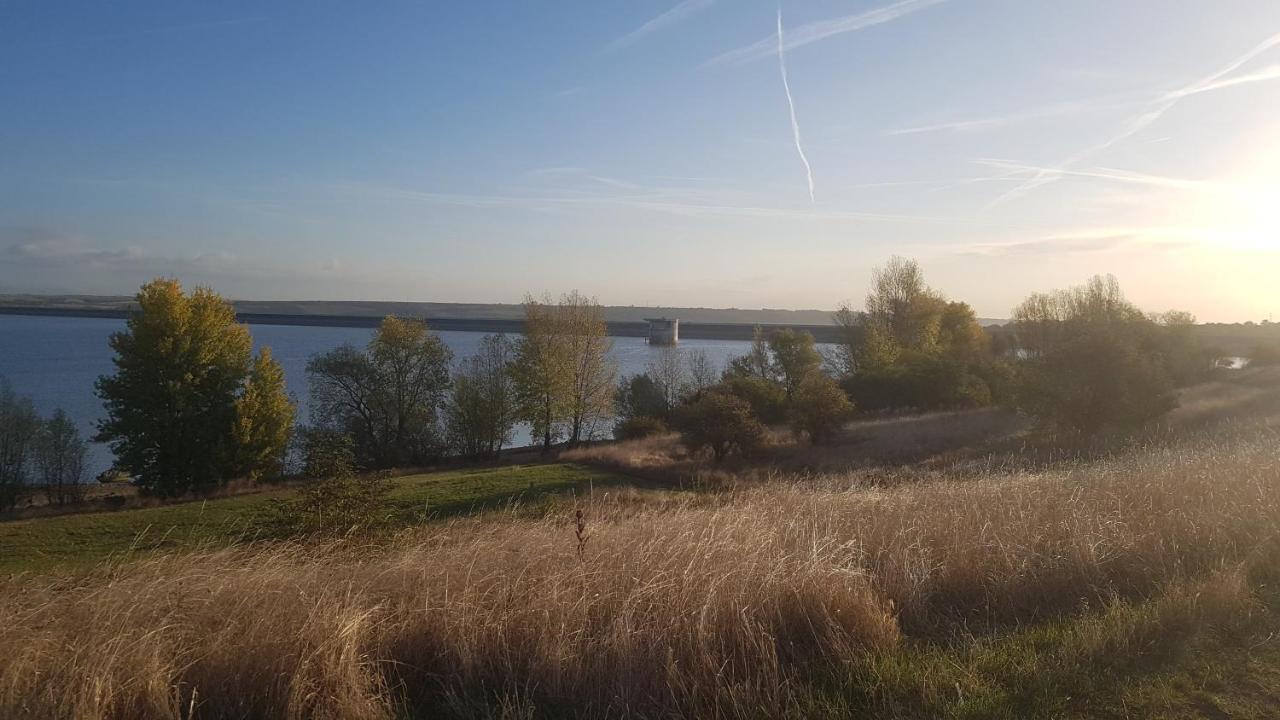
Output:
3,263,1273,504
49,281,620,498
611,257,1247,463
0,379,89,511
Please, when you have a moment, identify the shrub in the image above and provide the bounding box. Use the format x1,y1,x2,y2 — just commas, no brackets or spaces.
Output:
1017,326,1176,435
716,375,788,424
262,474,393,538
674,391,765,463
787,373,855,444
1250,343,1280,367
614,415,668,440
615,374,668,422
262,434,391,538
299,428,357,479
843,353,996,412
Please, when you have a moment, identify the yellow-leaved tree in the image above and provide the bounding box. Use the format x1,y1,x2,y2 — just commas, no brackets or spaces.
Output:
235,347,296,481
96,279,293,495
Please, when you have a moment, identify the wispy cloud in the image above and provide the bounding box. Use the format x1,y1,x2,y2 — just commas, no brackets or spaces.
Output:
887,94,1137,136
974,159,1212,192
989,31,1280,207
608,0,715,51
707,0,948,66
529,166,643,191
957,228,1198,257
1163,63,1280,99
327,180,1028,229
776,7,815,203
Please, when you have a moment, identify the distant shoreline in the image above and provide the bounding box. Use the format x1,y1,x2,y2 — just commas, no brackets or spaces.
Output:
0,305,849,343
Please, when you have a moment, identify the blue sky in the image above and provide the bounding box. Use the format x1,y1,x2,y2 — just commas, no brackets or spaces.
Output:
1,0,1278,321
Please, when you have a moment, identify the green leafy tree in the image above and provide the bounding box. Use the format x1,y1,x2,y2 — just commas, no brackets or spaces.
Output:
615,373,668,426
308,316,451,468
725,326,777,382
446,334,518,459
836,258,997,411
717,375,788,425
96,279,266,496
1018,326,1176,434
787,372,856,445
674,390,765,463
512,292,616,450
1012,277,1178,434
767,328,822,399
512,296,571,451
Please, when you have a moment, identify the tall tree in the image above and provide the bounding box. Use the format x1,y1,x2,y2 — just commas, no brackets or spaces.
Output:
308,316,452,467
234,347,296,481
36,409,88,506
0,378,40,511
512,296,571,451
725,326,776,382
767,328,822,399
865,256,943,351
446,334,518,459
512,292,617,450
559,291,617,445
96,279,266,496
647,347,689,415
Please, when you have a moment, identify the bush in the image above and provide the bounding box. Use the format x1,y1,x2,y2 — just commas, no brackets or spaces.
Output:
674,391,765,463
614,416,668,440
1017,326,1176,435
1251,343,1280,367
262,474,393,538
299,428,357,479
615,374,669,422
716,375,787,424
787,373,855,444
262,432,391,537
843,353,996,412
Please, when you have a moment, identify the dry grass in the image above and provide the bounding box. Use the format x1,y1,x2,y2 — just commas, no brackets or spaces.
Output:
2,415,1279,718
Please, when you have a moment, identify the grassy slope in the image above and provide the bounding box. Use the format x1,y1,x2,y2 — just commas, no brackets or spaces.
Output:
0,463,619,574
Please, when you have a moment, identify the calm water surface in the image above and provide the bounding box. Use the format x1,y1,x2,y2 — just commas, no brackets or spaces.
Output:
0,314,766,475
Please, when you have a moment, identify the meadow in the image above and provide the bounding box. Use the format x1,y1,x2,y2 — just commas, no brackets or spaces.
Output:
0,463,618,574
1,368,1278,719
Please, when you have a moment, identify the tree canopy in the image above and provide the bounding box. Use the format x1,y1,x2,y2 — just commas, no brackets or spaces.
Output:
96,279,292,495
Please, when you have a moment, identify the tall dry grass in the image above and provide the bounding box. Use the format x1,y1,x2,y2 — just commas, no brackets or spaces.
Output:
2,426,1278,718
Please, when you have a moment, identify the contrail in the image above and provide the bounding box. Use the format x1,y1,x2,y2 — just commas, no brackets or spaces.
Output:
990,30,1280,207
777,7,815,203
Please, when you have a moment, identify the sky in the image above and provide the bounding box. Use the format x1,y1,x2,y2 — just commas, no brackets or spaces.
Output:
1,1,1278,322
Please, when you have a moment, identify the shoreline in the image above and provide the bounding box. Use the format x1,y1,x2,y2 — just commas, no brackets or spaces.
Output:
0,305,848,343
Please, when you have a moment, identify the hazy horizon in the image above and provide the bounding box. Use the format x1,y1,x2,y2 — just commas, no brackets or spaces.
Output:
2,1,1278,322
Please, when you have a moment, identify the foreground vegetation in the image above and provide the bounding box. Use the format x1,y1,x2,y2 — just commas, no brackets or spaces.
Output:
0,366,1277,719
2,265,1278,718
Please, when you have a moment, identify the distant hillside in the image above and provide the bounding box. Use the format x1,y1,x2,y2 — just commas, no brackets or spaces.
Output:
0,294,1007,327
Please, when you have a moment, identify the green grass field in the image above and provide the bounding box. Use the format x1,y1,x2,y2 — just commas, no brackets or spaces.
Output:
0,463,620,574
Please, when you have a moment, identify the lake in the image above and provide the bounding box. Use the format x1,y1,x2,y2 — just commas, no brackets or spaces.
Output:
0,314,772,476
